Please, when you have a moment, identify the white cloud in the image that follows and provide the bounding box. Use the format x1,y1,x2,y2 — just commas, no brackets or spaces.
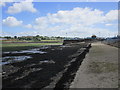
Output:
0,2,6,7
0,0,13,7
4,7,117,37
27,7,117,37
105,10,118,22
7,0,37,14
24,24,32,29
0,31,14,36
33,7,117,28
105,24,113,26
3,16,23,27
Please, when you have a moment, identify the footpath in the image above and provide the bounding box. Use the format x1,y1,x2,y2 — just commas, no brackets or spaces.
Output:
70,42,118,88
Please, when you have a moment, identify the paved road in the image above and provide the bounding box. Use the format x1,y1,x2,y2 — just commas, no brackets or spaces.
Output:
70,42,118,88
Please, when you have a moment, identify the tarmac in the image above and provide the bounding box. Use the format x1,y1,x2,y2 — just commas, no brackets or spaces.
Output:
70,42,118,88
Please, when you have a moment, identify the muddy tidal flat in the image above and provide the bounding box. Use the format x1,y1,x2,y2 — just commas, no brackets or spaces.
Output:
2,42,91,89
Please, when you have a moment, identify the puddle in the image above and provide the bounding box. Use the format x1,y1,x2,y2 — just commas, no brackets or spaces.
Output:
0,56,32,65
40,46,49,49
60,45,72,48
51,49,55,51
3,48,47,54
39,60,55,64
3,52,10,54
55,48,63,51
0,62,9,65
12,50,46,54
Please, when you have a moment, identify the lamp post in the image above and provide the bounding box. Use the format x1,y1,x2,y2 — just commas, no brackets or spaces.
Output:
99,32,100,38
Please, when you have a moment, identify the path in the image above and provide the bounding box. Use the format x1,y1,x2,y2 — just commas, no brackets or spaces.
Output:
70,42,118,88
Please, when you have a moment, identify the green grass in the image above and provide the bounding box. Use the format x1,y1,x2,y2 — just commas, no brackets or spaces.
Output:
41,40,62,41
2,43,62,47
1,42,63,52
2,39,63,42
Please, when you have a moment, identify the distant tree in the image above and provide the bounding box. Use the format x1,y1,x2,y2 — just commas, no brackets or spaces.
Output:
4,36,12,39
36,35,40,37
33,37,41,41
14,36,17,39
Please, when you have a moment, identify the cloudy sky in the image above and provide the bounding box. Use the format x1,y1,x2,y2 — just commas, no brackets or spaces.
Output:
1,1,118,38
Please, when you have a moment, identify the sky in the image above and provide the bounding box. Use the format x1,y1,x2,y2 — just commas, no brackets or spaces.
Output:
1,1,118,38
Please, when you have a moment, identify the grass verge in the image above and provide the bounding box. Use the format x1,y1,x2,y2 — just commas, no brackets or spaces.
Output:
2,43,63,52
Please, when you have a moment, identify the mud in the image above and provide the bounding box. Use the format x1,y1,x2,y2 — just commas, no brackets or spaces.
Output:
2,42,91,89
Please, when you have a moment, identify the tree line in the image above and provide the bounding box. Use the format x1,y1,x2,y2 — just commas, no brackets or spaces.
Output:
2,35,64,41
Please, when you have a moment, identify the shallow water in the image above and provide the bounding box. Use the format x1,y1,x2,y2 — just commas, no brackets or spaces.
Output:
60,45,72,48
40,46,49,49
0,56,32,65
1,45,74,66
1,46,52,66
3,48,47,54
39,60,55,64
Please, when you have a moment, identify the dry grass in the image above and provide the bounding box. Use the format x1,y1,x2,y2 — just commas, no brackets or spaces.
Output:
87,62,118,74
